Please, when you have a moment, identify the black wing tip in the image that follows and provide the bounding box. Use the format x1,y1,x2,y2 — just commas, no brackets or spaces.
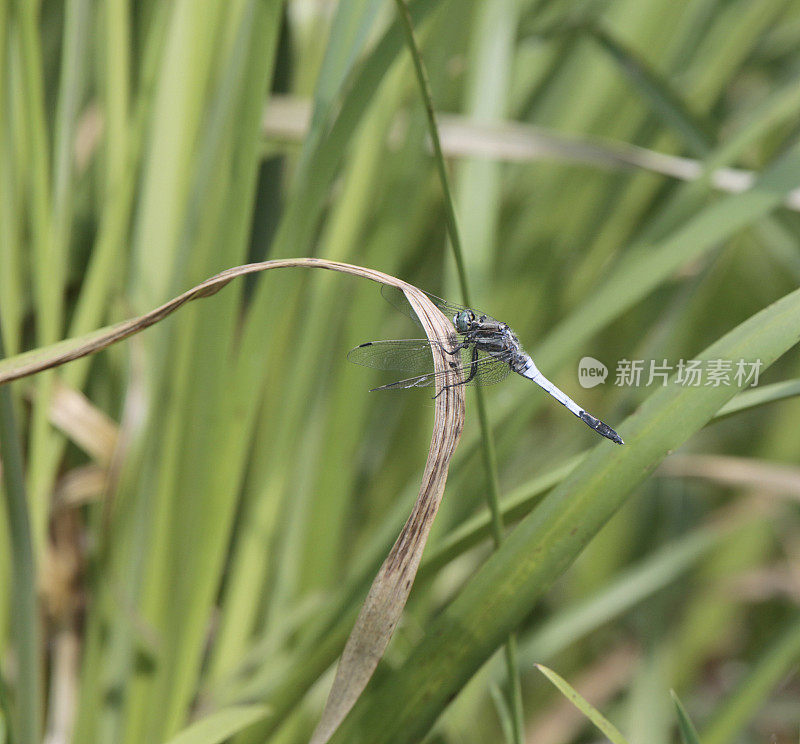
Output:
579,411,624,445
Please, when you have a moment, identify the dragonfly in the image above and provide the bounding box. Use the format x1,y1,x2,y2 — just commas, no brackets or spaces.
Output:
348,286,624,445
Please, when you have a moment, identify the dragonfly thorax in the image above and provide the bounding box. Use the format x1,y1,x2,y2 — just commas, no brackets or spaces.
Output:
503,326,521,349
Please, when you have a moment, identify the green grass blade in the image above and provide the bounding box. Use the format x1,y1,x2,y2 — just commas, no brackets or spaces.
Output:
0,93,23,359
17,0,62,560
487,682,515,744
162,705,268,744
120,7,284,741
0,328,41,744
587,22,713,156
51,0,89,252
420,457,581,577
16,1,56,343
671,691,702,744
700,614,800,744
521,522,727,663
715,379,800,418
297,0,383,177
534,664,629,744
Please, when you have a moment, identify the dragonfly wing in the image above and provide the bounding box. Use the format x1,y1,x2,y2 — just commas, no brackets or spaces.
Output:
469,349,513,386
368,348,511,391
370,371,440,390
380,285,420,324
347,339,441,374
380,285,479,326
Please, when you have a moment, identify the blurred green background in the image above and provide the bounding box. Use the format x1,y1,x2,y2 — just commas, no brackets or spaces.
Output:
2,0,800,742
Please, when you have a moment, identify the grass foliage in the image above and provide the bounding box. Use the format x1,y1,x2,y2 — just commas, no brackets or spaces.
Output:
2,1,800,742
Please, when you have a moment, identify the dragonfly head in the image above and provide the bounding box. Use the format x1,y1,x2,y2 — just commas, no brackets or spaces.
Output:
454,309,476,333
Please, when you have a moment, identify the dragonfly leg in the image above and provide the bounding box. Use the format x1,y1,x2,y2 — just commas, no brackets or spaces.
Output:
462,346,480,384
429,340,470,392
432,346,479,399
437,339,468,355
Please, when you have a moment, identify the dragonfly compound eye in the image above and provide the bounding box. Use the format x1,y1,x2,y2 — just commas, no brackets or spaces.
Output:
454,310,472,333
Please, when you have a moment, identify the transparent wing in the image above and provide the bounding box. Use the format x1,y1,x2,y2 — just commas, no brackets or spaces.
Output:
380,285,484,327
364,347,512,390
347,339,441,374
469,349,514,385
